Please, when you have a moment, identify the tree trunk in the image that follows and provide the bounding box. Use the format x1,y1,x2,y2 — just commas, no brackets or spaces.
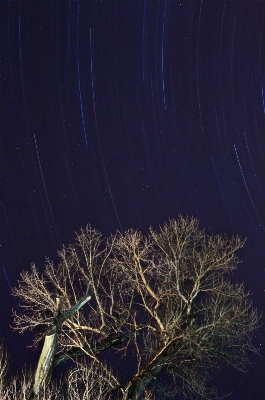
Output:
124,375,155,400
123,335,183,400
32,328,57,398
24,292,91,400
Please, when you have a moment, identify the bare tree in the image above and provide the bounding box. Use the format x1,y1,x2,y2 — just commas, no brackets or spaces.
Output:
6,216,260,399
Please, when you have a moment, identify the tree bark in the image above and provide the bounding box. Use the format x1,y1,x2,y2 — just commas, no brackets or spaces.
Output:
124,333,184,400
53,334,127,367
24,292,91,400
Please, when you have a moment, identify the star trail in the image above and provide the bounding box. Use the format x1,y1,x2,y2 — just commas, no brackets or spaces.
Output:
2,1,265,398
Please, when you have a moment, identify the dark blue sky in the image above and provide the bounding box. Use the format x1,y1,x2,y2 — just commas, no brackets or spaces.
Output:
2,1,265,398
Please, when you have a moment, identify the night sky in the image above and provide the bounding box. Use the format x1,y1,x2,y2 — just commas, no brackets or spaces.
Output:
2,1,265,399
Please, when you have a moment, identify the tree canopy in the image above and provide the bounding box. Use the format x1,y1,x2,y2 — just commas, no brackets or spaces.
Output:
1,216,260,399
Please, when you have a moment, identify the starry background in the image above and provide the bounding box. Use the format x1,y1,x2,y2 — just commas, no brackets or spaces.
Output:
2,1,265,399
